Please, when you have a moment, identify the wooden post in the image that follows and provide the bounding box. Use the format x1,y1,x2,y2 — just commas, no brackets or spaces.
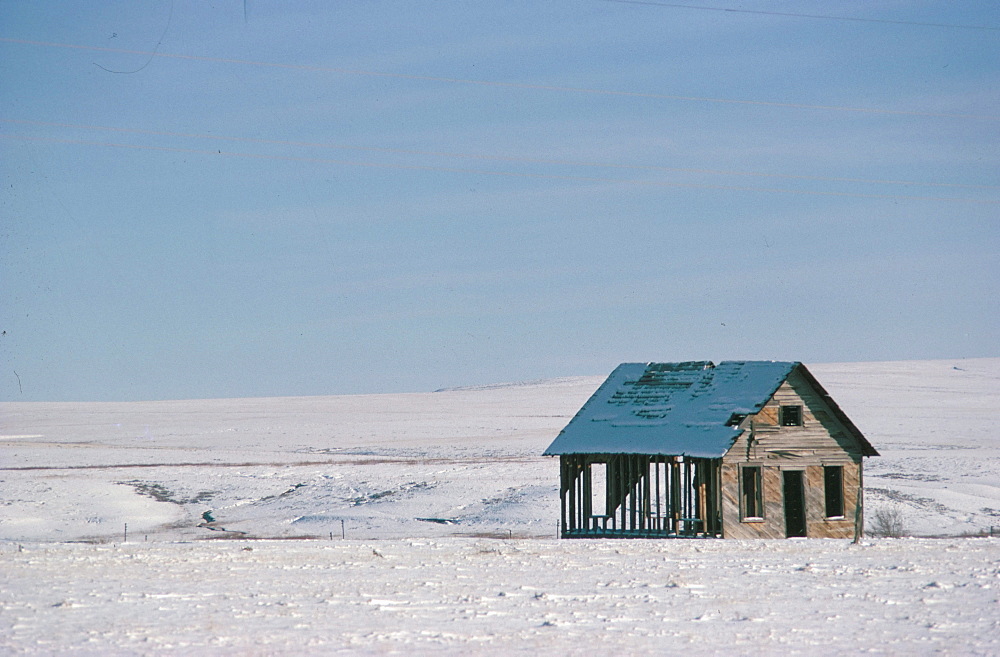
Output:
853,494,862,543
629,455,637,531
559,458,567,536
853,462,863,544
641,456,650,532
576,457,583,532
654,458,661,531
563,456,577,531
671,458,681,533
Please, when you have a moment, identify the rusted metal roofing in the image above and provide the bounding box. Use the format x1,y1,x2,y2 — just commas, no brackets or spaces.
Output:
544,361,802,458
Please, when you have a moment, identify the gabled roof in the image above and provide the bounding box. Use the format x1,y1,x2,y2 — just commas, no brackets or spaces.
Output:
543,361,876,458
794,364,878,457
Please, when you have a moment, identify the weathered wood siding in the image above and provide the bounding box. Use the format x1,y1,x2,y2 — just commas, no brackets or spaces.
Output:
721,463,784,539
721,369,864,539
725,371,866,465
721,463,860,539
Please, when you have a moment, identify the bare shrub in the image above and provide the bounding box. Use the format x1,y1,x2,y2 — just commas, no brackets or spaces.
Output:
869,505,906,538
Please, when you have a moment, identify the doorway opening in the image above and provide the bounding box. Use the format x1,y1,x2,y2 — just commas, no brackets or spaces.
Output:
783,470,806,537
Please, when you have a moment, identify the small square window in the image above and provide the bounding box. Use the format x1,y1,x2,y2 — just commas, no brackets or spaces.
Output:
780,405,802,426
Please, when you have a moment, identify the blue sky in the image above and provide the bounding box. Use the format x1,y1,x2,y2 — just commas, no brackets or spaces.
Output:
1,1,998,401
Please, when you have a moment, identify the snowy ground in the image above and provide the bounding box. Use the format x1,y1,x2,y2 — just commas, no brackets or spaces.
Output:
3,537,998,655
1,358,998,654
810,359,1000,538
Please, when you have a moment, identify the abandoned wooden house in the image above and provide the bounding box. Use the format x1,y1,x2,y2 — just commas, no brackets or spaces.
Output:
544,361,878,539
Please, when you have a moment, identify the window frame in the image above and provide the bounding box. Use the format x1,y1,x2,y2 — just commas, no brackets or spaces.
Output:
780,405,803,427
740,465,764,521
823,465,845,519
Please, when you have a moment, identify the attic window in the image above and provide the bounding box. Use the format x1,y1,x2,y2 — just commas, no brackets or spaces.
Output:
780,405,803,427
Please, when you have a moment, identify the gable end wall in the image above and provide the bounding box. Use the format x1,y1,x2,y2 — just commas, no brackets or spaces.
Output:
721,369,863,539
724,370,865,465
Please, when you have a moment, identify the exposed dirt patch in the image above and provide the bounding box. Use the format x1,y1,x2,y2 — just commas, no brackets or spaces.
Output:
878,472,944,482
120,481,216,505
867,487,952,515
350,481,432,506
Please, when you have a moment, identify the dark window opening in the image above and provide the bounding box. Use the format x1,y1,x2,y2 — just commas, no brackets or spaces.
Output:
741,466,763,520
824,466,844,518
780,405,803,426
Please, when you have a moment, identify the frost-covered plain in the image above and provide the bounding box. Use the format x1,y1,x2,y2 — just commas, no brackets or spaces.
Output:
3,538,998,655
1,358,999,654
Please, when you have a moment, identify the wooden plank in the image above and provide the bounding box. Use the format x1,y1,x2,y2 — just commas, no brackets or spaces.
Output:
808,462,862,539
761,466,787,538
642,456,651,531
805,465,825,537
724,378,867,466
756,406,778,425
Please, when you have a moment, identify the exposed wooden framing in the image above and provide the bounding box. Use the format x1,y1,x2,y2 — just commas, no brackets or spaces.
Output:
653,459,663,531
560,451,863,541
560,458,568,535
558,454,722,539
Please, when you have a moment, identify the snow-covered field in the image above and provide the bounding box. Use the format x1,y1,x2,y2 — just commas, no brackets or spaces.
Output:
2,358,998,654
3,537,997,655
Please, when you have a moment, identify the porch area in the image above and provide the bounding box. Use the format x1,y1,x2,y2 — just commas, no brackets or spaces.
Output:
559,454,722,538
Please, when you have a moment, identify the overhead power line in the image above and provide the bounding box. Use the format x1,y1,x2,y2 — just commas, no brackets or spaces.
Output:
601,1,1000,31
3,133,996,205
1,37,996,122
4,118,996,191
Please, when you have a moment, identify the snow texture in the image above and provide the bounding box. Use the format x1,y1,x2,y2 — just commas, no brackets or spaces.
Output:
1,358,999,654
1,538,997,655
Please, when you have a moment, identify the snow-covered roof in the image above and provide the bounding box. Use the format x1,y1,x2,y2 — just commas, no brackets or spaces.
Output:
543,361,798,458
